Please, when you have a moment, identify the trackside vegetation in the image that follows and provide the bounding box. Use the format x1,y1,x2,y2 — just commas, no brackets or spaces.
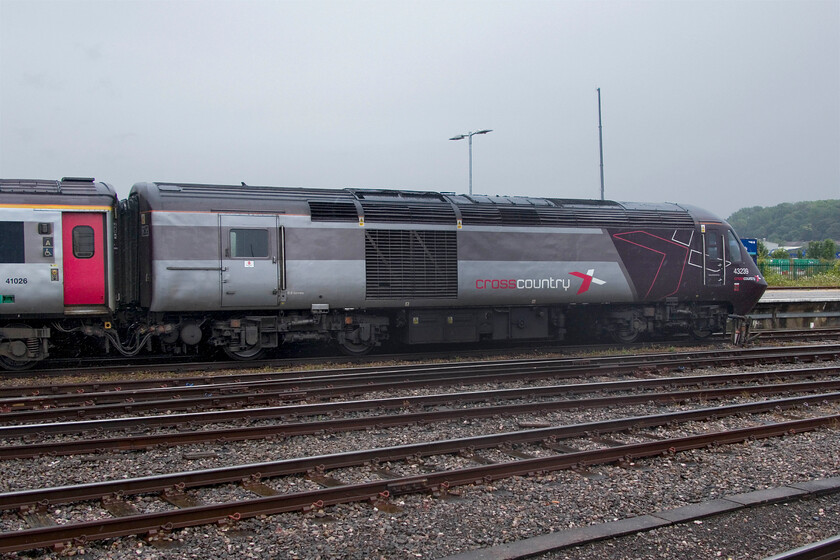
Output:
758,258,840,287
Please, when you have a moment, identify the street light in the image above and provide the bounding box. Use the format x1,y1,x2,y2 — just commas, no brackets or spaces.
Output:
449,129,492,195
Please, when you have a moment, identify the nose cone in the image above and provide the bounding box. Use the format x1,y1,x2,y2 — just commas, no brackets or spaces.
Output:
734,273,768,315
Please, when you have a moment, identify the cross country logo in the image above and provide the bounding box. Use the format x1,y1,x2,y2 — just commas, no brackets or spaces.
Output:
569,269,606,295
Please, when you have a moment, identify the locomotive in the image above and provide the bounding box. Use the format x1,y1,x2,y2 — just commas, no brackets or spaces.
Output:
0,177,767,369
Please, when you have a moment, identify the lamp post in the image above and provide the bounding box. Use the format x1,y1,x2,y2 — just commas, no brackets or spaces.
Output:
449,129,492,195
597,88,605,201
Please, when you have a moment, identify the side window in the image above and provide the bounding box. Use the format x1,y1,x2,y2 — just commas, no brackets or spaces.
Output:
0,222,25,263
72,225,95,258
727,231,742,263
230,229,268,258
706,234,720,260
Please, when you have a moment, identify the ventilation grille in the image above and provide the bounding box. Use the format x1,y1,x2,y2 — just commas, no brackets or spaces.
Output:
155,183,350,202
499,207,541,225
361,202,456,224
0,179,99,194
459,205,694,229
365,230,458,299
309,201,358,222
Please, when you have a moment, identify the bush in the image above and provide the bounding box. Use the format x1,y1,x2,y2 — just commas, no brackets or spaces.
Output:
760,267,840,287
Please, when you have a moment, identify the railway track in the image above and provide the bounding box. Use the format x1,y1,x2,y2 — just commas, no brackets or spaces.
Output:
2,368,840,458
3,342,839,407
756,327,840,342
1,341,839,556
1,403,837,553
764,535,840,560
1,393,837,509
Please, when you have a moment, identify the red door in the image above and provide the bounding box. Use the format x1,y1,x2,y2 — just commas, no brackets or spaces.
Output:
62,212,106,305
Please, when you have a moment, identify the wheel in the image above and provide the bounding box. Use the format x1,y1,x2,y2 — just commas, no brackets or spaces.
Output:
223,346,267,361
610,326,642,344
0,323,41,371
338,339,375,356
0,355,36,371
689,325,714,339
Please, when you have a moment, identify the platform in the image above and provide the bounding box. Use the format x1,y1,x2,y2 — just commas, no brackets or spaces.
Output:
759,288,840,303
750,288,840,329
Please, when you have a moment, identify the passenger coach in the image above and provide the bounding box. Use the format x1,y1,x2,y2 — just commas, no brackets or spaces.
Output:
0,178,117,368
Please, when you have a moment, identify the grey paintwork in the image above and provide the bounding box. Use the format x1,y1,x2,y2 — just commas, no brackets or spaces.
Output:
458,229,614,262
134,181,761,318
0,205,116,316
145,204,639,312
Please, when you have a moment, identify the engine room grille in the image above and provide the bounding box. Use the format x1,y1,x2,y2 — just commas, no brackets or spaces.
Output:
365,229,458,299
458,205,695,229
308,201,359,222
360,202,456,224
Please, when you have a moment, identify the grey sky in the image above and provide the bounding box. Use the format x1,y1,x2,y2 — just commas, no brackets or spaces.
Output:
1,0,838,219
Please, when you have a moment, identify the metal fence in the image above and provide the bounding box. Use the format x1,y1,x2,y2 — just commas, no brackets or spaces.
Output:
759,259,836,278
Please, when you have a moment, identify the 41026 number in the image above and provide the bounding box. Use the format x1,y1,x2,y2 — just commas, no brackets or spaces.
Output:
5,278,28,285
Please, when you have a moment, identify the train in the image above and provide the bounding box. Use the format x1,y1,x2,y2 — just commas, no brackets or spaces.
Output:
0,177,767,370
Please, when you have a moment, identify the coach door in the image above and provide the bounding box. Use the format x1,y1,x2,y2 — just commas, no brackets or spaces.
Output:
703,226,725,287
220,215,281,307
62,212,107,305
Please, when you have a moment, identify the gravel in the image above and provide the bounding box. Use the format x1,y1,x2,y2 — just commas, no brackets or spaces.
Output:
546,495,840,560
1,355,839,559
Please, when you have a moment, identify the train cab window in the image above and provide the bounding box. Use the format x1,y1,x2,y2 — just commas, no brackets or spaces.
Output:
230,229,268,258
0,222,25,263
727,231,742,263
706,234,720,260
72,226,95,258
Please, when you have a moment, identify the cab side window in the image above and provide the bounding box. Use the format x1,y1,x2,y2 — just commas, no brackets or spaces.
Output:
727,231,742,263
706,234,720,260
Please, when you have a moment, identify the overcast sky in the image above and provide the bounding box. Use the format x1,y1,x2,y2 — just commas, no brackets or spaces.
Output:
1,0,838,219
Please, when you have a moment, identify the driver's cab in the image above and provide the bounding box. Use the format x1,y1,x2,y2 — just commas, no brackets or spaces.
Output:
701,223,747,287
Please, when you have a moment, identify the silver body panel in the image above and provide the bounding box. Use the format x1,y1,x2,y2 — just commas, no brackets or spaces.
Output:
146,208,636,312
0,208,65,315
0,204,116,316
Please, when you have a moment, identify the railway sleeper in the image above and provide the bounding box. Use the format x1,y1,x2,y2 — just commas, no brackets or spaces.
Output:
17,503,55,529
101,495,140,517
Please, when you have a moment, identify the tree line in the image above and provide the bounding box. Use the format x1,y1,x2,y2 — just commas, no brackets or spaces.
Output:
727,200,840,244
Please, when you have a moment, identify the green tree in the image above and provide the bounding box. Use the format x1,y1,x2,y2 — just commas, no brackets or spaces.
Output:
806,240,824,259
757,240,769,259
728,200,840,243
770,248,790,259
824,239,837,260
806,239,838,260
